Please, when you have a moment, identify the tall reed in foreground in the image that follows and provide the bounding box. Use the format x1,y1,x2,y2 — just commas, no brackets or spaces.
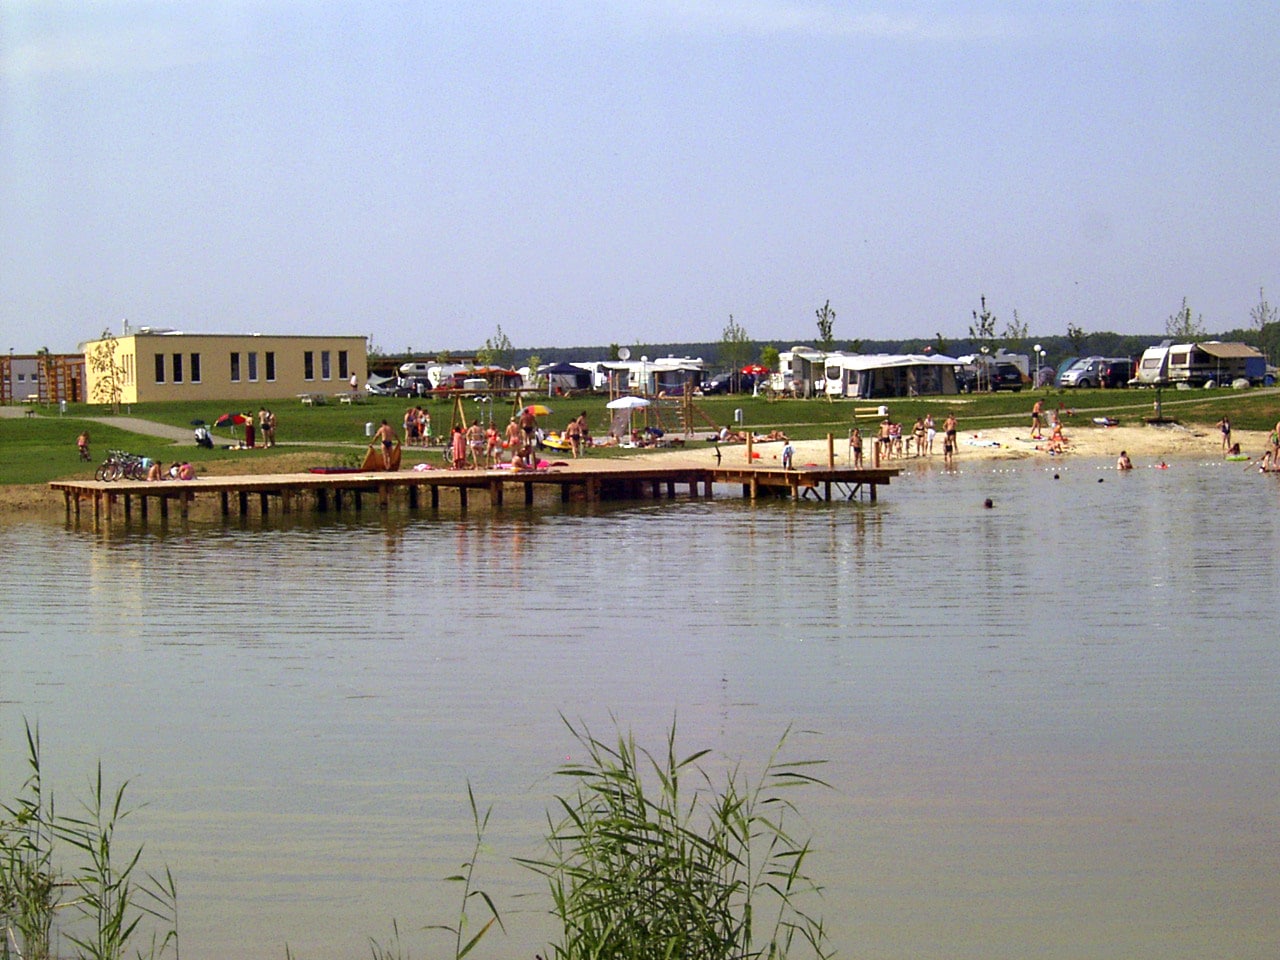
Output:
520,717,832,960
0,722,177,960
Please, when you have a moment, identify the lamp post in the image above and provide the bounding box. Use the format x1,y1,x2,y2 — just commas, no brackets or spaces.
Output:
979,345,989,392
1034,343,1043,388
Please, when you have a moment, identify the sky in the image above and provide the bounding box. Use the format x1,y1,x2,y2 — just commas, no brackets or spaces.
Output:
2,1,1278,355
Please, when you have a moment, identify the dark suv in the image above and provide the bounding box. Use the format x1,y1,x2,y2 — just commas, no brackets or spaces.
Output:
1099,359,1134,389
991,363,1024,392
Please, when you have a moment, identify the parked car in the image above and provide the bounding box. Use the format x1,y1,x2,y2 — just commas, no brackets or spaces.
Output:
955,363,1022,392
700,373,737,395
991,363,1024,392
1061,356,1130,388
1099,359,1134,389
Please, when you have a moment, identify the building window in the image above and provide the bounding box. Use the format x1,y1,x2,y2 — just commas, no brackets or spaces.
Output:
230,352,241,382
173,353,184,383
321,350,331,380
154,354,165,384
338,351,349,380
265,352,275,381
304,351,314,380
191,353,201,383
248,352,258,382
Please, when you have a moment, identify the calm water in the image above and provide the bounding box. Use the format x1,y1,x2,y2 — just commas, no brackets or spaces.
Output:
2,458,1277,959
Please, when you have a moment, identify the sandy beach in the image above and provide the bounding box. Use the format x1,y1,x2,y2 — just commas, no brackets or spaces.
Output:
606,419,1263,471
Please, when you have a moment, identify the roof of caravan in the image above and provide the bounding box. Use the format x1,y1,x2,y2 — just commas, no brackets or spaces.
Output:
828,353,960,370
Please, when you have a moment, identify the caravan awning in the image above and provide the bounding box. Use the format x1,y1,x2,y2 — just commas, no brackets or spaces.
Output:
1196,342,1262,359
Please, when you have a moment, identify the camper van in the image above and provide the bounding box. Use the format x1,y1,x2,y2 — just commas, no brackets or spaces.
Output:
1060,356,1131,388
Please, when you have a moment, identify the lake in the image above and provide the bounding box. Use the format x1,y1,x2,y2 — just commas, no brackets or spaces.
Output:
1,456,1277,959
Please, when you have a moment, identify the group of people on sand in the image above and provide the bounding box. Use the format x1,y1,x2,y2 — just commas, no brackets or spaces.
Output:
403,406,432,446
544,412,593,457
714,426,789,444
864,413,957,464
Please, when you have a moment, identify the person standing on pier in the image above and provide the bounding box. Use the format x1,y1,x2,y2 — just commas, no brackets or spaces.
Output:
373,420,397,469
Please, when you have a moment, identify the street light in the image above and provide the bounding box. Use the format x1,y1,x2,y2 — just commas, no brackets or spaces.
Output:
1034,343,1043,388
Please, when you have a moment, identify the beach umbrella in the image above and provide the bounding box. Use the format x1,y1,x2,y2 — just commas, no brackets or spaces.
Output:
213,413,249,428
606,395,650,440
605,395,650,410
741,363,769,376
522,404,552,416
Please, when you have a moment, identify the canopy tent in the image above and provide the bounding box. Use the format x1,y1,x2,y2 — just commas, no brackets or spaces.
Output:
540,361,592,395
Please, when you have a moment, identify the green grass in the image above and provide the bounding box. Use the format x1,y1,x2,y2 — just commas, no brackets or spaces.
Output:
9,385,1280,487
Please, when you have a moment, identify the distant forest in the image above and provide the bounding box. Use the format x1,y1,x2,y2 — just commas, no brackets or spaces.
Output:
399,323,1278,373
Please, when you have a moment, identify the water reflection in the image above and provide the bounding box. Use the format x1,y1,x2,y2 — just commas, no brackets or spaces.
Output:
3,461,1279,959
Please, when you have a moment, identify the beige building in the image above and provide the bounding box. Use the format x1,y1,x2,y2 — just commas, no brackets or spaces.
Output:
82,330,368,405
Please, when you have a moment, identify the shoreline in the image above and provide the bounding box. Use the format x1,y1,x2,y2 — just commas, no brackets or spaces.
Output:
6,422,1266,516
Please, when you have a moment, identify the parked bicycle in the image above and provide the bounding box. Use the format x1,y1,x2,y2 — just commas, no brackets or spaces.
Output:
95,449,153,481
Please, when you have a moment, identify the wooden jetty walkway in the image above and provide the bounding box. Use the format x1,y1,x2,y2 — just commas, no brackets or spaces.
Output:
50,460,899,527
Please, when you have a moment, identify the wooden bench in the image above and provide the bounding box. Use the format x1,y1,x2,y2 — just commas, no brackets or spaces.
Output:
854,406,888,419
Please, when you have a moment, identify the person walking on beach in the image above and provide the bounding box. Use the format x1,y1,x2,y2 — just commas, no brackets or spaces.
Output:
1031,399,1044,439
924,413,936,456
1217,416,1231,454
943,413,957,466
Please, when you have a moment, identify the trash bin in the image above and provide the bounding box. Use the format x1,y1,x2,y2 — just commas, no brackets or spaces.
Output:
59,400,67,415
365,422,374,437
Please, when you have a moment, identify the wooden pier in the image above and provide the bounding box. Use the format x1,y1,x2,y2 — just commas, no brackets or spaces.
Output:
50,462,899,527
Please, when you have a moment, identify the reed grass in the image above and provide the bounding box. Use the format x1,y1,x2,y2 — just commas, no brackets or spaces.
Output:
519,717,832,960
0,722,177,960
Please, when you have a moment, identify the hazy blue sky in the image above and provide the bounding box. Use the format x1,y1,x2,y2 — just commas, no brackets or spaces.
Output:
3,1,1277,354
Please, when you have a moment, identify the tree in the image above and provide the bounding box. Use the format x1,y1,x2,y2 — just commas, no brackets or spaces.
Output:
933,332,949,356
608,343,621,361
815,300,836,354
1166,297,1206,339
88,330,126,413
1002,309,1028,343
969,295,997,344
1250,287,1278,331
475,325,513,369
1066,322,1087,354
759,345,780,374
524,354,542,390
719,315,753,391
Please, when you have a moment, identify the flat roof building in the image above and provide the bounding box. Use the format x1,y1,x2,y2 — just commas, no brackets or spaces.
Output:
82,330,367,405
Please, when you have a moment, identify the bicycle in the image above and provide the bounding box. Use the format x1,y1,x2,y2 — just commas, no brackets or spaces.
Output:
95,450,152,481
